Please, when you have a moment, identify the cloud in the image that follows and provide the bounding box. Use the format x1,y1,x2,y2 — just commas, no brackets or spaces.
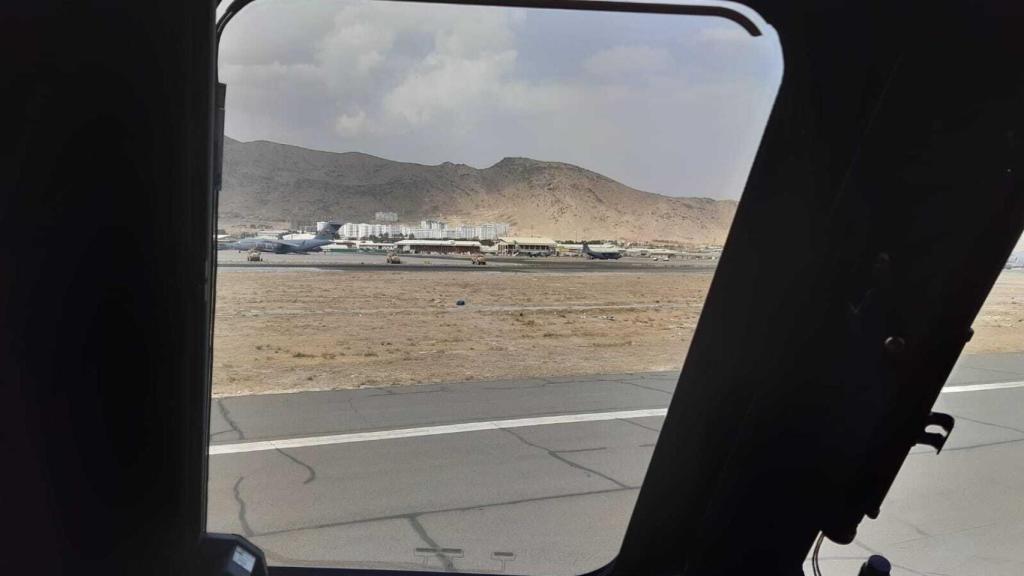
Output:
383,50,519,126
218,2,783,199
293,1,532,135
321,21,391,77
583,45,673,78
695,26,750,44
334,110,368,137
219,62,321,87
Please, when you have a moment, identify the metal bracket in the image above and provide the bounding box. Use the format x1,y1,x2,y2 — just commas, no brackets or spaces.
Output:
916,412,955,453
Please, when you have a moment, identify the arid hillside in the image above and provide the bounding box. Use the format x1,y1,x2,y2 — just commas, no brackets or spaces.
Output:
221,137,736,244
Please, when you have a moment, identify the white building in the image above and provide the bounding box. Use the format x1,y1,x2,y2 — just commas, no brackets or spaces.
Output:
341,220,511,240
316,220,341,233
403,226,443,239
339,222,402,239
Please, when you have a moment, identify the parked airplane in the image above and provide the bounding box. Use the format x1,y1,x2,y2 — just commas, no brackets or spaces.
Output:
582,242,622,260
221,223,341,254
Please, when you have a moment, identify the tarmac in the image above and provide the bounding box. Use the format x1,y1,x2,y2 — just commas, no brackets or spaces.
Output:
216,249,719,274
207,353,1024,575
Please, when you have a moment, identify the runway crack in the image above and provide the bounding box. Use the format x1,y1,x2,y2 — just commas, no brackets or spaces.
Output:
887,513,932,539
556,446,607,454
852,539,931,576
254,486,636,538
276,448,317,484
408,515,457,571
218,399,245,440
233,476,255,536
624,381,674,395
501,428,630,489
909,436,1024,455
953,414,1024,436
619,418,661,433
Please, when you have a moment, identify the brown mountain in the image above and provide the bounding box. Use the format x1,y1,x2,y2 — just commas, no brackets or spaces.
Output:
220,137,736,244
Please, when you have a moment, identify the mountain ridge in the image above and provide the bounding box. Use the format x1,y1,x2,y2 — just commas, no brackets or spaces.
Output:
221,136,736,244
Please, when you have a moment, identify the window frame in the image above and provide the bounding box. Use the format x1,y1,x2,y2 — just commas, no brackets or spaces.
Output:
207,1,771,574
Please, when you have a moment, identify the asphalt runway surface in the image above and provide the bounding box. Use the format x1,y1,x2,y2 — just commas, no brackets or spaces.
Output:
216,249,719,274
207,353,1024,575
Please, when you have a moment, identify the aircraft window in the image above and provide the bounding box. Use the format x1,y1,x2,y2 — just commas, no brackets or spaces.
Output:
208,1,781,572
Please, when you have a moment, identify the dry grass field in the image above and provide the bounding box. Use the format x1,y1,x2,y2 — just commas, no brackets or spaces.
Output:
212,269,1024,397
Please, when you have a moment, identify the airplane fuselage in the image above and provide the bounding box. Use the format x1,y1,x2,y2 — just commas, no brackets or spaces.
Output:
222,237,333,254
582,244,622,259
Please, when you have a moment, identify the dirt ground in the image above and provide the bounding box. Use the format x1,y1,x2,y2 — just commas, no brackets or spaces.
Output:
212,269,1024,397
964,269,1024,354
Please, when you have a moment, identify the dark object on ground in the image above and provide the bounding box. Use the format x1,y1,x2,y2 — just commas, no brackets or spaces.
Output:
858,555,892,575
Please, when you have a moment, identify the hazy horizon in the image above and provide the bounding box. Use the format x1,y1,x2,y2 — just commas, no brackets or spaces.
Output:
219,0,782,199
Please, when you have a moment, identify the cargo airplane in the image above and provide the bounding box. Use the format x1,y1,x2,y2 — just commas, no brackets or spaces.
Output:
221,222,341,254
582,242,622,260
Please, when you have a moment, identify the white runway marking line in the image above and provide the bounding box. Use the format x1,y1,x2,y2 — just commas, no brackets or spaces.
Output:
209,380,1024,456
940,380,1024,394
209,408,668,456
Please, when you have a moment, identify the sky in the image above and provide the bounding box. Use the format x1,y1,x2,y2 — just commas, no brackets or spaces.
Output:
218,0,783,199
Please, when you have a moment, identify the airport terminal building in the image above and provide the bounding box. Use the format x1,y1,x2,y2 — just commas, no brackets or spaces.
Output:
497,237,557,255
395,239,482,254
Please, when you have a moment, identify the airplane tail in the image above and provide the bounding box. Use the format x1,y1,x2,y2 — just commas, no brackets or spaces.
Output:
315,222,341,240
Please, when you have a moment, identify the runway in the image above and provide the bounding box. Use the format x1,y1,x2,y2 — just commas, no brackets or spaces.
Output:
207,353,1024,575
216,249,719,274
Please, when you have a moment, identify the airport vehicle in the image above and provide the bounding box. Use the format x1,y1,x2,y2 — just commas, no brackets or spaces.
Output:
222,223,341,254
246,249,262,262
6,2,1024,576
386,252,401,264
582,242,623,260
471,254,487,265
